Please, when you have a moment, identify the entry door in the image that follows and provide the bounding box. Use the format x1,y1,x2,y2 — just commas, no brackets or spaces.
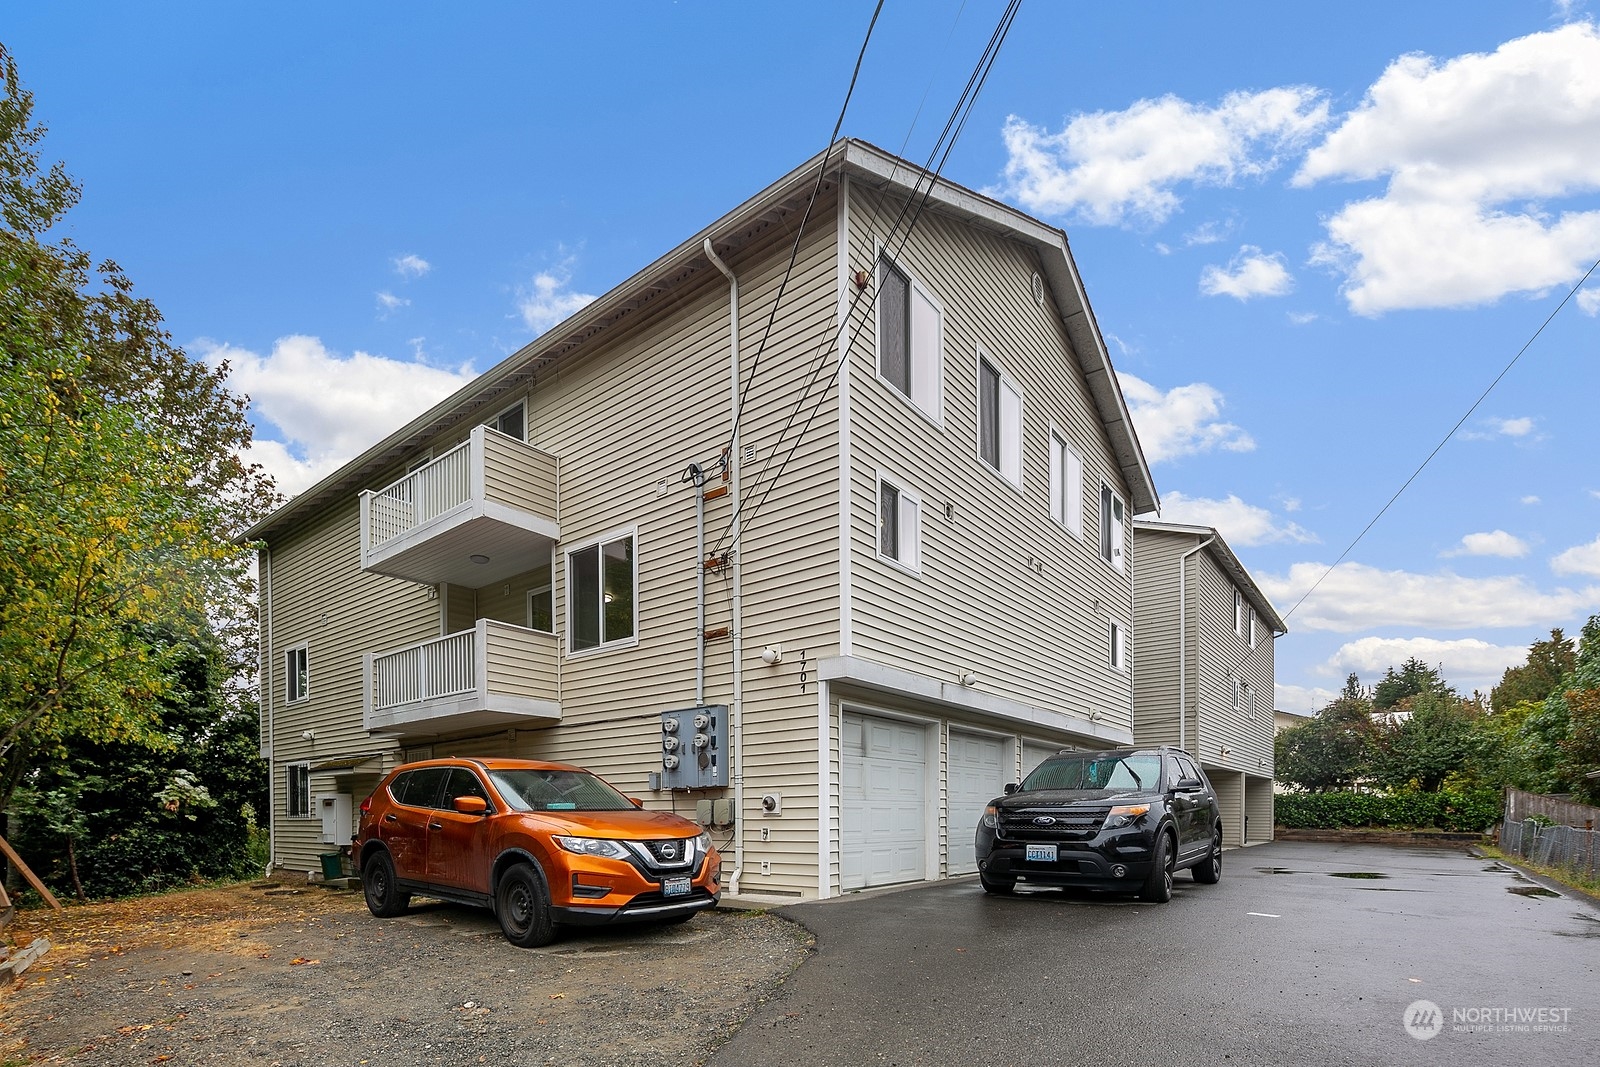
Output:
947,730,1009,876
842,713,927,890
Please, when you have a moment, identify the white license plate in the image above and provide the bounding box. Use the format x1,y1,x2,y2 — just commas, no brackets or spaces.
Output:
662,875,691,897
1025,843,1058,863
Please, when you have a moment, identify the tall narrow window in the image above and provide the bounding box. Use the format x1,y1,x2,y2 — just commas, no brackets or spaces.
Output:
527,584,553,633
977,353,1021,487
287,762,311,818
1099,486,1125,572
876,253,942,419
1233,589,1244,635
1109,619,1128,672
1049,431,1083,537
493,402,525,441
1249,606,1257,648
285,644,308,703
567,532,636,652
877,475,920,571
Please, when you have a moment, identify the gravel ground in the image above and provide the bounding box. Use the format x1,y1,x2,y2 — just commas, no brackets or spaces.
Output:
0,882,813,1066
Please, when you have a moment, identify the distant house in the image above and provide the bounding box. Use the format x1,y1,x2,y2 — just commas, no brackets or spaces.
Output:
1131,521,1285,846
1274,709,1313,735
245,139,1164,899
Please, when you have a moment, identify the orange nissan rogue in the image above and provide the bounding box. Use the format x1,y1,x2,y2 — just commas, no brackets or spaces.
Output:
354,757,720,947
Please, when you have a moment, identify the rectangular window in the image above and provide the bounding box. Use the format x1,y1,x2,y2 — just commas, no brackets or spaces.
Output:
287,762,311,818
1099,485,1125,572
1109,619,1128,672
1249,606,1257,648
876,253,942,420
1231,674,1243,713
285,644,308,704
527,584,553,633
493,401,525,442
877,474,920,572
977,353,1021,487
1234,589,1244,635
567,531,636,653
1049,430,1083,537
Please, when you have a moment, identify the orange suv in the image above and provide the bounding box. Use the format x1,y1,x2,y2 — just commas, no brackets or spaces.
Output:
354,757,721,946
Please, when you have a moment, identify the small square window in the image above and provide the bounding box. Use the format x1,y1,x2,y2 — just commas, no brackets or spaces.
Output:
877,475,920,572
285,644,308,704
492,401,526,442
287,762,311,818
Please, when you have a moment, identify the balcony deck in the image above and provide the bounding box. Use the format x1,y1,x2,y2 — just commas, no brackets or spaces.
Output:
364,619,560,738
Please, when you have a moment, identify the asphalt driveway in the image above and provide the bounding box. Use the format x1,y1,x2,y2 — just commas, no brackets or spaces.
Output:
710,841,1598,1067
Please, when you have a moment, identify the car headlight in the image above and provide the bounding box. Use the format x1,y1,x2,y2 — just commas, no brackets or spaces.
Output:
553,835,631,860
696,831,712,854
982,805,999,829
1104,804,1150,829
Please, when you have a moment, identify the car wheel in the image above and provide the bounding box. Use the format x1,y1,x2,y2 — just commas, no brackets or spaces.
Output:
495,862,557,948
980,873,1016,895
1193,824,1223,884
1139,832,1174,903
362,851,411,918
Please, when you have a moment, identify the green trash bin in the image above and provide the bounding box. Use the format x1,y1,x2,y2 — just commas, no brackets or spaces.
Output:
319,853,344,880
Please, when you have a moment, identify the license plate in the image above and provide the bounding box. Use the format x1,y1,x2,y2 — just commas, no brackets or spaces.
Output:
1025,843,1057,863
662,875,691,897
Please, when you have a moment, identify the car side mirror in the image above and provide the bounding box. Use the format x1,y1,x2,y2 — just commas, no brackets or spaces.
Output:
628,797,645,809
1176,777,1202,791
1004,782,1020,795
453,795,489,815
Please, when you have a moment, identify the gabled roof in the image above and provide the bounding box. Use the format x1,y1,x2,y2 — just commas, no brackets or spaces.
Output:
245,139,1156,544
1133,519,1288,636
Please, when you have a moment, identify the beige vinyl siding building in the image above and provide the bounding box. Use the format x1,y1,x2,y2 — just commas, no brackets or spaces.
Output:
248,140,1158,900
1130,521,1284,846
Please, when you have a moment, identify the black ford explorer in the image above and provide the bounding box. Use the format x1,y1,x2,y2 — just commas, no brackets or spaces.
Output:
974,746,1223,902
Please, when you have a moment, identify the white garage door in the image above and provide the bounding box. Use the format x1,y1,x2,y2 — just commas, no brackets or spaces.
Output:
947,730,1010,875
1022,741,1065,781
842,713,927,890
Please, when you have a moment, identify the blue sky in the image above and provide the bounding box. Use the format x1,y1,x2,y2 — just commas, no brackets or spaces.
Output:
10,1,1600,714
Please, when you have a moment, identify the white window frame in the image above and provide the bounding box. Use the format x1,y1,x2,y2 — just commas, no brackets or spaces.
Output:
1230,674,1243,714
975,347,1023,490
873,246,944,426
875,470,922,575
1108,618,1129,673
565,526,639,656
1249,605,1258,648
1099,484,1125,573
490,399,526,441
284,643,309,704
287,761,312,819
526,583,554,634
1048,426,1083,538
1233,589,1244,636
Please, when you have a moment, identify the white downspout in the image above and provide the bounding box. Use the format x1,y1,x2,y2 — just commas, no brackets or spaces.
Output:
703,238,745,896
1177,535,1214,754
262,545,276,875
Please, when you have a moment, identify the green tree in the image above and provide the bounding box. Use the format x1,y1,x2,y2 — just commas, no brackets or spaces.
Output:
1372,657,1451,710
1491,629,1577,713
0,46,276,813
1558,688,1600,806
1275,675,1378,791
1369,690,1483,792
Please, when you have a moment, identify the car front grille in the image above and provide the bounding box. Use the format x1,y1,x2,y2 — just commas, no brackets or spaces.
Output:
624,837,700,871
997,806,1110,841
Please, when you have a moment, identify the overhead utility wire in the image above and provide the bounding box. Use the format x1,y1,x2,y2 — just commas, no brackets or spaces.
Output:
1282,252,1600,623
726,0,886,458
716,0,1023,553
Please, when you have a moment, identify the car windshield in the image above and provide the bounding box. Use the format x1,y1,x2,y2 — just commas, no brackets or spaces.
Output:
488,768,636,812
1022,754,1161,792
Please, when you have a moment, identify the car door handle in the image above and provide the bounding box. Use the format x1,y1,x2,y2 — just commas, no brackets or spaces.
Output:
383,813,398,822
429,822,443,831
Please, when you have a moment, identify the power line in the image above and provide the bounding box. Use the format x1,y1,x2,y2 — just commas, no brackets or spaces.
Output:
1282,252,1600,623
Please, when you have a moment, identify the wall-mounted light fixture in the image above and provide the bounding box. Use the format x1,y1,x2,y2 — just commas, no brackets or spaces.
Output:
760,645,784,665
301,730,317,742
957,671,979,687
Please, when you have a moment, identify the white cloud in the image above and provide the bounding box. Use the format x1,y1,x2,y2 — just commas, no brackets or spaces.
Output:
376,291,409,314
1256,561,1600,631
1117,373,1255,464
1199,245,1294,299
1578,286,1600,315
1442,530,1529,558
1522,495,1542,505
1287,311,1319,325
1551,534,1600,577
518,259,597,335
1183,220,1231,246
393,253,431,279
1159,491,1318,547
995,88,1329,225
1275,682,1339,716
1493,416,1535,437
1318,635,1529,695
199,335,475,496
1296,22,1600,315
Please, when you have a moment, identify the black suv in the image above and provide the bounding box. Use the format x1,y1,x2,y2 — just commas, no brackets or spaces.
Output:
974,746,1222,902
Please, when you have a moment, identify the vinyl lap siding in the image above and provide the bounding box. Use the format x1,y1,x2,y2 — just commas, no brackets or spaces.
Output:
1131,530,1191,747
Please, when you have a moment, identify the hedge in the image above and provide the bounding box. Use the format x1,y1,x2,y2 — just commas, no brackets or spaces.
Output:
1274,788,1502,833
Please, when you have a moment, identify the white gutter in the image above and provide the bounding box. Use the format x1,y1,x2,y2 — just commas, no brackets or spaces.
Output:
1177,534,1215,754
703,238,746,897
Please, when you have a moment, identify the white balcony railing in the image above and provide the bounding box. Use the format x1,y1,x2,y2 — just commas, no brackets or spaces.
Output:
366,441,474,553
364,619,561,736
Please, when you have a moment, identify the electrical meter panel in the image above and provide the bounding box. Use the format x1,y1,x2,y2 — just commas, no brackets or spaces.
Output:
660,705,728,789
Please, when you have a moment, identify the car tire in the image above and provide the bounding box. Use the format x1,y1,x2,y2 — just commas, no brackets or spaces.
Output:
496,862,558,948
979,873,1016,895
1139,832,1174,903
362,851,411,918
1193,824,1223,884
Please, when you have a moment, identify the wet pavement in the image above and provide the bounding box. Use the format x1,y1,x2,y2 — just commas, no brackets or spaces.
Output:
710,840,1598,1067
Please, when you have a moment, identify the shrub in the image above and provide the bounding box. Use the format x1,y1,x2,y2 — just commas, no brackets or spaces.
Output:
1275,788,1501,833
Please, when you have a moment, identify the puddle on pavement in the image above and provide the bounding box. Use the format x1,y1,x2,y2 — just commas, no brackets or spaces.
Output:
1506,885,1560,898
1255,867,1298,874
1328,872,1389,880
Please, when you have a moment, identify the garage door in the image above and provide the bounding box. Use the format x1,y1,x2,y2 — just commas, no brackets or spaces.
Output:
1022,741,1064,781
842,713,927,890
947,730,1010,875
